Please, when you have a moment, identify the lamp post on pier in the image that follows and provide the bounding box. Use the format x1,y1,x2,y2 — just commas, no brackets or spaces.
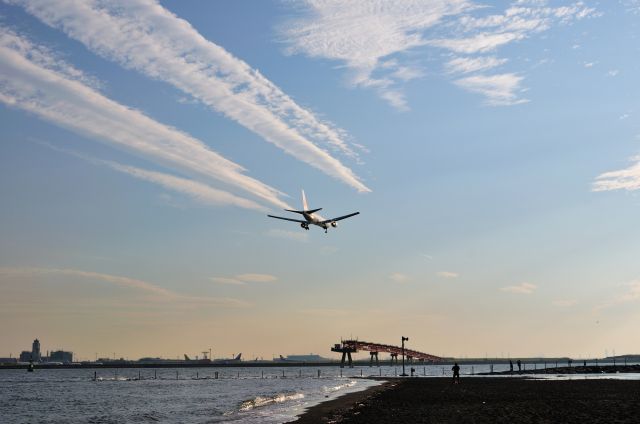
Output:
400,336,409,376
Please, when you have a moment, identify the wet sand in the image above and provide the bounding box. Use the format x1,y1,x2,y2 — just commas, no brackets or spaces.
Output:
294,377,640,423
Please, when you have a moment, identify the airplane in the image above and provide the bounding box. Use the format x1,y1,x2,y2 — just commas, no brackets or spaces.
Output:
268,190,359,233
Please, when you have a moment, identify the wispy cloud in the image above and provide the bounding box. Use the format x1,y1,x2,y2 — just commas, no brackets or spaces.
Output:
211,273,277,286
41,143,268,211
500,282,537,294
593,158,640,192
281,0,473,110
596,281,640,310
445,56,508,74
0,29,288,209
552,299,577,307
437,271,459,279
281,0,595,108
454,73,527,106
9,0,369,192
389,272,410,283
0,267,249,307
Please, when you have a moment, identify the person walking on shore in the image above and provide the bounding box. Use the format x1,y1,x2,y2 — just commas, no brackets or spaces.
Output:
452,363,460,384
517,359,522,373
509,360,513,374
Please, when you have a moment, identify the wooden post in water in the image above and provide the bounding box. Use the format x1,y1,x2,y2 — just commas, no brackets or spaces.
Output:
317,369,321,378
93,371,97,381
282,370,285,378
154,370,157,379
261,370,264,379
176,371,178,380
139,371,141,380
215,371,219,379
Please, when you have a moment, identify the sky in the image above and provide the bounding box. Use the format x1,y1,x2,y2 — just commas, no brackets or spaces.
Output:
1,0,640,361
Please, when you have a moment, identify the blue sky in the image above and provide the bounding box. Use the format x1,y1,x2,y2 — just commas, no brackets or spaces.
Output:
1,0,640,360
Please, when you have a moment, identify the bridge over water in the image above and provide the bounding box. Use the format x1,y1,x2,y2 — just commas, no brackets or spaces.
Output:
331,339,442,367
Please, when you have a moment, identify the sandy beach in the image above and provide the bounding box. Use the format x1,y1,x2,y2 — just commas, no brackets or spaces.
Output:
294,377,640,423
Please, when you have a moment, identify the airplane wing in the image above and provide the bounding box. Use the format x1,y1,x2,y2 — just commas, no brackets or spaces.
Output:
320,212,360,224
267,215,308,224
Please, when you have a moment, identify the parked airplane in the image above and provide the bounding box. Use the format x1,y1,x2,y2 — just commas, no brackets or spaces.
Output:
268,190,359,233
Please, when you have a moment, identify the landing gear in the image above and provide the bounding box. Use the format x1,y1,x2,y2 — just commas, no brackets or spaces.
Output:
300,223,309,230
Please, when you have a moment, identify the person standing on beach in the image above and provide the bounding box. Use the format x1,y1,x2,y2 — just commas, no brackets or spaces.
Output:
517,359,522,373
452,363,460,384
510,360,513,373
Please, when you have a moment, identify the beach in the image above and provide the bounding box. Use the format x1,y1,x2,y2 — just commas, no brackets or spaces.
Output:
294,377,640,423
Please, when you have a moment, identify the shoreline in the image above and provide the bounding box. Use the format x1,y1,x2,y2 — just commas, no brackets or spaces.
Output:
292,378,396,423
293,377,640,423
481,364,640,375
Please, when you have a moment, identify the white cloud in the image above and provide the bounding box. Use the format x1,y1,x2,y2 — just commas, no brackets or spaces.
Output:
10,0,369,192
608,69,619,77
109,162,268,212
281,0,473,109
622,0,640,14
0,29,288,209
445,56,508,74
45,144,268,211
211,273,277,285
235,274,277,283
583,61,595,68
593,159,640,192
596,281,640,310
454,73,528,106
552,299,577,307
437,271,459,278
500,282,537,294
389,272,410,283
281,0,595,108
0,267,249,307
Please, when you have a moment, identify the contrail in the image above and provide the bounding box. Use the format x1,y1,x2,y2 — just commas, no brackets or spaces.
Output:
0,29,290,209
7,0,370,192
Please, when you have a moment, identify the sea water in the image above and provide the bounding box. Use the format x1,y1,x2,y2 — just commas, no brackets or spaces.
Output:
0,366,381,423
3,363,639,423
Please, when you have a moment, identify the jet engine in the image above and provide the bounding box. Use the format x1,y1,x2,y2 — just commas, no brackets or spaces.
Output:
300,223,309,230
331,221,338,228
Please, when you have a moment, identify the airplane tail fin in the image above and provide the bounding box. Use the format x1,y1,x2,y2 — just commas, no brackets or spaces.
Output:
235,353,242,360
302,189,308,211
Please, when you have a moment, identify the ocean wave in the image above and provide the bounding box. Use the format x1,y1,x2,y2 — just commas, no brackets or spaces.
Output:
324,379,357,392
239,392,305,411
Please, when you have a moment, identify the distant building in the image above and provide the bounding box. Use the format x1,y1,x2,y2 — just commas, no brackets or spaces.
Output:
19,351,32,362
0,357,17,364
49,350,73,363
31,339,41,362
276,354,330,362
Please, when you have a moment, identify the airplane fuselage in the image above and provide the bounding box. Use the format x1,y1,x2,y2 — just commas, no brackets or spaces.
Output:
267,190,357,233
301,212,337,231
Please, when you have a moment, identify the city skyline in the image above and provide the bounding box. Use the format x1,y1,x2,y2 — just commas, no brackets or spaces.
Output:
2,0,640,360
